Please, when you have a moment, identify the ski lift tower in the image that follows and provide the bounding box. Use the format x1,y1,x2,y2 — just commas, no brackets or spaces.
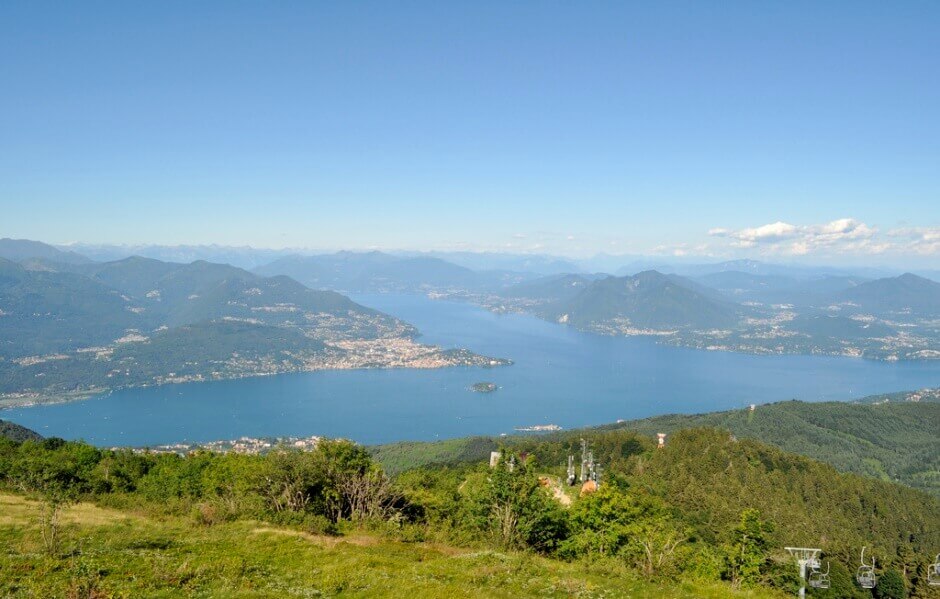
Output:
785,547,821,599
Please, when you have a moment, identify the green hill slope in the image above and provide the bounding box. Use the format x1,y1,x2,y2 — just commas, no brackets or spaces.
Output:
605,400,940,496
372,397,940,496
0,493,776,598
0,420,41,442
0,258,143,357
2,425,937,596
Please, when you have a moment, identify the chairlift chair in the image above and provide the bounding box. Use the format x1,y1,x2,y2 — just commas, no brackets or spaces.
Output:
928,554,940,586
809,562,830,589
856,546,877,589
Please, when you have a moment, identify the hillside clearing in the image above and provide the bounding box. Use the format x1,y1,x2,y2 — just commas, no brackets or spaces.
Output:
0,492,780,598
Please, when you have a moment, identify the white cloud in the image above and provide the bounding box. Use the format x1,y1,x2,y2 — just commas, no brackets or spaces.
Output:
736,221,800,243
888,227,940,255
709,218,903,257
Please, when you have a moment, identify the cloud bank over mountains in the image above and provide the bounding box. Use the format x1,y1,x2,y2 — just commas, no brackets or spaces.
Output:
708,218,938,259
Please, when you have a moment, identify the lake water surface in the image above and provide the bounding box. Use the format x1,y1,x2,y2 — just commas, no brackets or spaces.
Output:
5,294,939,446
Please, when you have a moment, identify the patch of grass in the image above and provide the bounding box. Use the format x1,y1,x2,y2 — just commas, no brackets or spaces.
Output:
0,493,782,598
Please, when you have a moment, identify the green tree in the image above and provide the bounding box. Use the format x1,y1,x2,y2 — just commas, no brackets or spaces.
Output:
562,484,685,575
874,568,907,599
467,452,568,552
9,439,101,554
723,508,774,588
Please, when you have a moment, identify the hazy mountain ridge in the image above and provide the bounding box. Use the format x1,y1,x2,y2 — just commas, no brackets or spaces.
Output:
0,238,92,265
254,251,534,293
4,240,938,363
837,272,940,317
445,266,940,360
499,273,597,302
691,270,871,305
539,270,743,331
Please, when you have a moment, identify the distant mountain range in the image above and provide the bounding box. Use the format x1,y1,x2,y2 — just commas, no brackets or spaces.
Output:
9,238,934,284
691,271,871,305
0,255,405,360
254,252,532,293
479,268,940,360
0,238,92,265
615,258,904,281
2,239,938,366
405,251,582,276
54,243,297,270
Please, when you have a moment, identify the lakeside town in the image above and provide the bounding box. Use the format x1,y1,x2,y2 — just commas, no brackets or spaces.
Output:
0,334,510,409
118,435,323,456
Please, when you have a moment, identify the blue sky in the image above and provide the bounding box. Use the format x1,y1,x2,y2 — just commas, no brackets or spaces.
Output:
1,2,937,265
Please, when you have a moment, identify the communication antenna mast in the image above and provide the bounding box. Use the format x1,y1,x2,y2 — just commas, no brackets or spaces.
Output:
785,547,821,599
579,438,589,483
566,455,576,486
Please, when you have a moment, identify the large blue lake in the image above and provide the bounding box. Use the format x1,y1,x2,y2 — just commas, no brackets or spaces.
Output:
5,294,940,446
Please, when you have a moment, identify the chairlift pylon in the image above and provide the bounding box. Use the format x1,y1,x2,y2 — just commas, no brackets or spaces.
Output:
856,546,877,589
928,553,940,586
784,547,821,599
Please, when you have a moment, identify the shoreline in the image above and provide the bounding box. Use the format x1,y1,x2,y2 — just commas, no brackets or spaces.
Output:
429,294,940,362
0,355,512,411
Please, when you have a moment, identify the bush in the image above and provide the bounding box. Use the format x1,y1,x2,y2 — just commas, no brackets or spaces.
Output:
304,514,338,536
873,568,906,599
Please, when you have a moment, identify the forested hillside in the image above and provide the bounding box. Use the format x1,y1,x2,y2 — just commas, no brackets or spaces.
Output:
604,400,940,497
1,426,938,597
371,398,940,497
0,420,41,443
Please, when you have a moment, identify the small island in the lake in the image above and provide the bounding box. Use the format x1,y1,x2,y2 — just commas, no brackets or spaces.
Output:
471,382,498,393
